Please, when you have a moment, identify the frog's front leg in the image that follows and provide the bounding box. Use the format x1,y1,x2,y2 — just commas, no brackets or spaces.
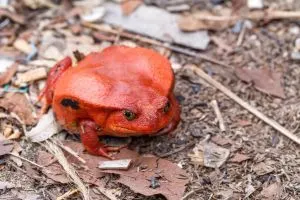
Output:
79,120,124,159
38,57,72,114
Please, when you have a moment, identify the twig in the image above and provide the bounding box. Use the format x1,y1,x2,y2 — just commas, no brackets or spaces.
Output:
210,100,226,132
236,22,246,46
44,140,89,200
189,65,300,145
181,188,202,200
9,152,45,169
52,139,86,164
56,188,79,200
82,22,231,69
156,142,195,158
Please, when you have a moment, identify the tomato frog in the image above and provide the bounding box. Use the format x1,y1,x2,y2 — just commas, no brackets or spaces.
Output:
38,46,180,159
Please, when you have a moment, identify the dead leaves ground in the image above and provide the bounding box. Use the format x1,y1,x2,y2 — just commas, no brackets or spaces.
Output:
0,0,300,199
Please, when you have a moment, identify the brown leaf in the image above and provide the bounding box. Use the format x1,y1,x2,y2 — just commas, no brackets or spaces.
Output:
64,141,188,200
121,0,143,16
0,140,14,156
229,153,251,163
211,135,233,146
177,9,237,31
189,141,230,168
0,93,36,125
0,63,17,86
259,182,282,200
37,151,70,184
235,67,285,98
0,9,25,24
253,162,274,176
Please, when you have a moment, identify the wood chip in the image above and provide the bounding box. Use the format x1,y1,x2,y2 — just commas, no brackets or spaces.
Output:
13,39,31,54
99,159,132,170
15,68,47,85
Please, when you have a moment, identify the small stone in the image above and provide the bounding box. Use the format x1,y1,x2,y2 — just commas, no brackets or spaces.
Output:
247,0,264,9
291,51,300,60
82,7,105,22
289,26,300,35
295,38,300,51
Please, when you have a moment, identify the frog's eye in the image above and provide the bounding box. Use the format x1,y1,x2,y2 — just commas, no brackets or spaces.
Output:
123,110,136,121
61,98,79,110
163,101,171,113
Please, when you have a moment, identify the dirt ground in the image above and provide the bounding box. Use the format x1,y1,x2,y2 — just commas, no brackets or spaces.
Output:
0,0,300,200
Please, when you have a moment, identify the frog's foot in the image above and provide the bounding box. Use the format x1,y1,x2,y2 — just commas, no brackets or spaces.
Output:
37,57,72,115
79,120,123,159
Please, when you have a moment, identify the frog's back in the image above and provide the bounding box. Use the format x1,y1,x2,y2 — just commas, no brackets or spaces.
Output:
53,46,174,110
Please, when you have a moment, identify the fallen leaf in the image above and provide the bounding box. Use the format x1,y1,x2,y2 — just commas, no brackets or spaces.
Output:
259,182,282,200
81,6,106,22
64,141,188,200
235,67,285,98
121,0,143,15
26,109,61,142
0,181,15,190
216,189,233,200
211,135,233,146
103,2,210,50
0,140,14,156
0,8,25,24
229,153,251,163
253,162,274,176
37,151,70,184
0,63,17,86
0,93,36,125
177,9,237,31
245,184,255,198
189,141,230,168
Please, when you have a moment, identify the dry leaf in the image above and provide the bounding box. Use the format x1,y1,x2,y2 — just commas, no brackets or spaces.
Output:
216,189,233,200
0,181,15,190
37,151,70,184
0,140,14,156
178,9,237,31
64,141,188,200
259,182,282,200
0,63,17,86
253,162,274,175
0,9,25,24
211,135,233,146
26,109,61,142
189,141,230,168
235,67,285,98
121,0,143,15
229,153,251,163
0,93,36,125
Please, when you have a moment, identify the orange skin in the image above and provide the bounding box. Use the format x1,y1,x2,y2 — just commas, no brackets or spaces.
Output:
39,46,180,159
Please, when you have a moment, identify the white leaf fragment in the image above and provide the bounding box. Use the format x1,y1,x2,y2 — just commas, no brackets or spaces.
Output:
26,109,61,142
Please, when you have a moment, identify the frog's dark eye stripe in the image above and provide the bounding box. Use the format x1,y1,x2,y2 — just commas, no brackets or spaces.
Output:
61,98,79,110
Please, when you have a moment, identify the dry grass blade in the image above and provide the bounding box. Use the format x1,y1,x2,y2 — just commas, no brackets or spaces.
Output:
189,64,300,145
44,140,89,200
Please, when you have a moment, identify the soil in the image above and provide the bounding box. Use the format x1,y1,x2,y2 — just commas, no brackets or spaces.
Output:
0,0,299,200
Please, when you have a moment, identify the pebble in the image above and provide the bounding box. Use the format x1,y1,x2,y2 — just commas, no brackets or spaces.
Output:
247,0,264,9
291,51,300,61
289,26,300,35
295,38,300,51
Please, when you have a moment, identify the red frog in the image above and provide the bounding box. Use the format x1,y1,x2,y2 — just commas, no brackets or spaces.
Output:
39,46,180,158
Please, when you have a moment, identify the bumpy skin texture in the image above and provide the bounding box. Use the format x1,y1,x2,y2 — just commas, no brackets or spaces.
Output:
39,46,180,158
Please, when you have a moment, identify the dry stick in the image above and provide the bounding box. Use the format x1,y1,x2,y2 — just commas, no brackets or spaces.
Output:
82,22,231,68
210,100,226,132
44,141,89,200
56,188,79,200
52,139,86,164
9,152,45,169
189,65,300,145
